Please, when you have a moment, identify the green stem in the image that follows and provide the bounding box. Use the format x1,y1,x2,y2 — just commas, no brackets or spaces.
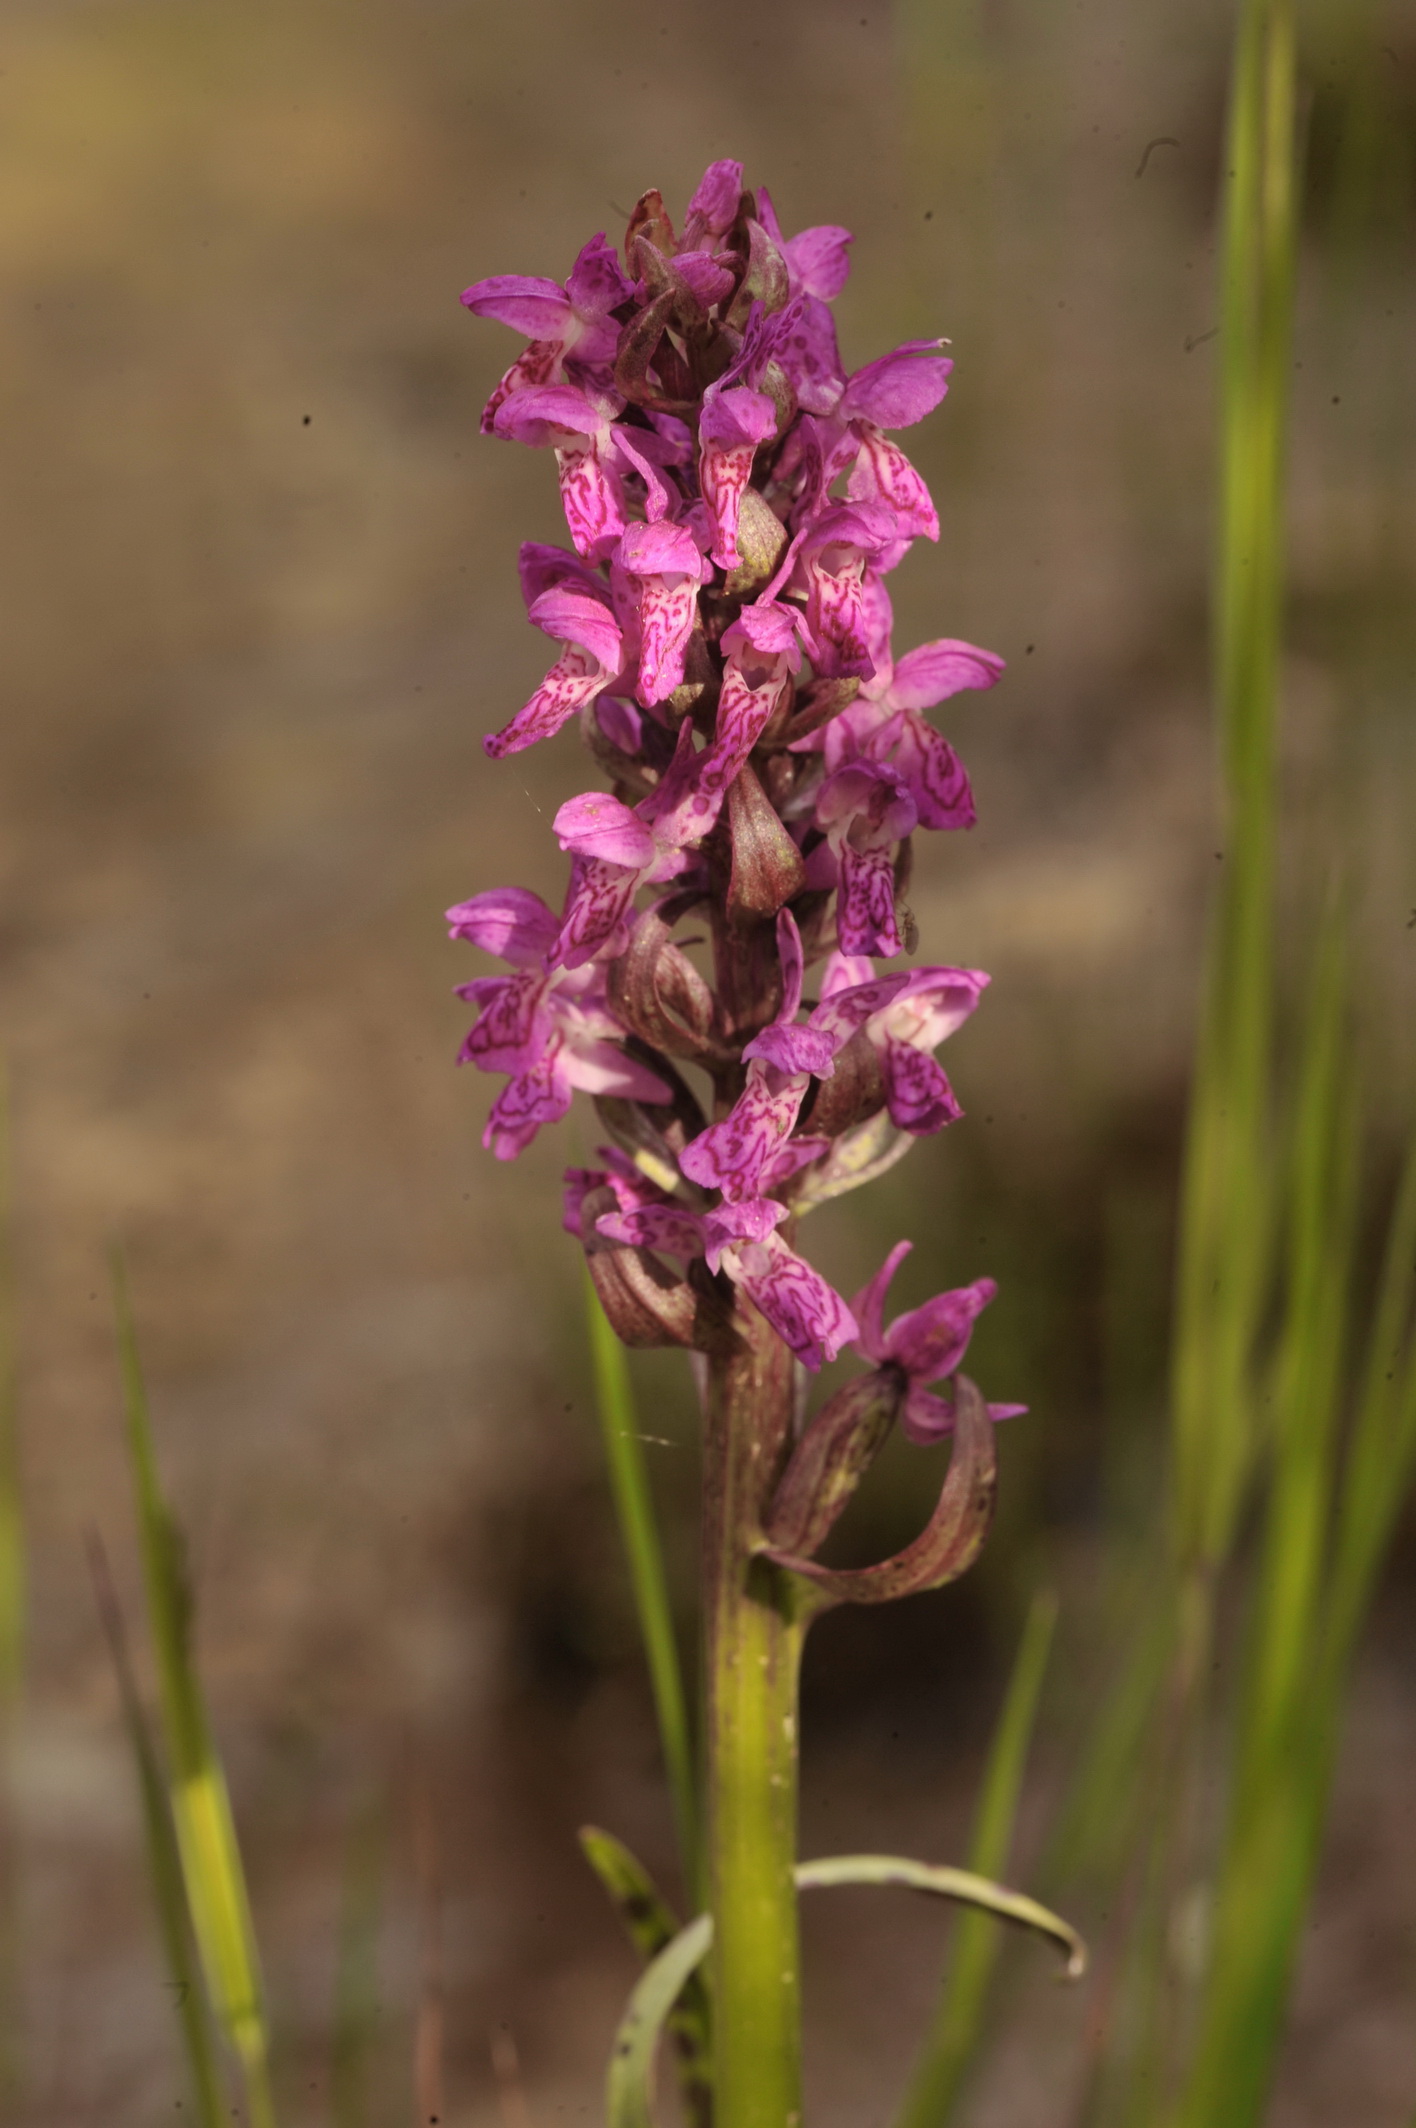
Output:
703,1305,805,2128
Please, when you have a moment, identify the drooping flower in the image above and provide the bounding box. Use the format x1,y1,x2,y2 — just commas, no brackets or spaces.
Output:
850,1240,1027,1441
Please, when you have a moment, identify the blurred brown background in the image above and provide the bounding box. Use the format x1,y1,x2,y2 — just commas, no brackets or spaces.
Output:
2,0,1414,2121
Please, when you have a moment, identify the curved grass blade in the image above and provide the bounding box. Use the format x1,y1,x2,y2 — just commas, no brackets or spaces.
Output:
585,1276,699,1900
112,1254,276,2128
894,1588,1059,2128
606,1854,1085,2128
88,1531,225,2128
582,1828,711,2128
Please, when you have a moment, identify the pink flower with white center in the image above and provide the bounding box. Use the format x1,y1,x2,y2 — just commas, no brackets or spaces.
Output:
483,581,624,760
463,232,633,432
851,1240,1026,1441
494,383,629,560
613,518,711,706
447,887,668,1158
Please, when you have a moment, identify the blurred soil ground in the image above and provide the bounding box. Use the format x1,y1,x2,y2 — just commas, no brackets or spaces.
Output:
0,0,1413,2120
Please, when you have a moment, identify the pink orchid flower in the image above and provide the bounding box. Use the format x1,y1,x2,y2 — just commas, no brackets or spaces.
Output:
851,1240,1026,1441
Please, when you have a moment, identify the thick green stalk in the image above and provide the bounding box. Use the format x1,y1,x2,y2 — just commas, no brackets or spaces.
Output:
703,1304,805,2128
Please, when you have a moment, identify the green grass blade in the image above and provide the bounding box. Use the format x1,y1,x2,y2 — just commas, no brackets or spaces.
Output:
329,1794,385,2128
1174,917,1357,2128
87,1531,225,2128
1170,0,1299,1578
112,1254,276,2128
584,1275,699,1901
580,1826,712,2128
894,1588,1059,2128
606,1855,1083,2128
1320,1131,1416,1678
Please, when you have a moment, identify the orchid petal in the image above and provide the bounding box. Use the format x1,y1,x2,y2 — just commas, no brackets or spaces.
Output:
726,1232,857,1371
887,638,1005,711
839,344,953,430
679,1063,809,1200
553,790,657,868
460,274,571,337
880,1038,962,1134
445,887,559,965
837,840,904,957
482,1045,573,1159
850,1239,914,1363
886,1276,997,1382
484,642,611,758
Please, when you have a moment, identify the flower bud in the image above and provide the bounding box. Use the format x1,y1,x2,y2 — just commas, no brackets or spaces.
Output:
607,913,722,1061
726,762,806,923
763,1367,901,1558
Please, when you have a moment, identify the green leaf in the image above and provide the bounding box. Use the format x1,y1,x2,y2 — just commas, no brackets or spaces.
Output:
113,1256,277,2128
87,1533,225,2128
894,1588,1059,2128
581,1827,711,2128
605,1855,1085,2128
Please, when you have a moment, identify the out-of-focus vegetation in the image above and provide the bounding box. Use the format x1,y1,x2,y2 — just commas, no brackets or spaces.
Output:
0,0,1413,2122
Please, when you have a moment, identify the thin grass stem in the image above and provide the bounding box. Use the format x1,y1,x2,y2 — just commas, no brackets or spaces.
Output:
112,1253,277,2128
893,1588,1058,2128
585,1275,700,1903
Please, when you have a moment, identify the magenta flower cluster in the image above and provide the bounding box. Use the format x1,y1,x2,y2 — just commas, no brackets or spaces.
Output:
449,159,1020,1460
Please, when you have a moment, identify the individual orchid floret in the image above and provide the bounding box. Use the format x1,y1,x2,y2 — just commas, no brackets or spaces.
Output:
812,958,989,1135
809,634,1002,831
550,720,718,968
596,1193,855,1372
809,757,920,956
783,503,901,679
448,888,668,1157
699,383,779,570
494,383,628,560
653,601,804,849
743,917,987,1139
463,232,634,432
613,519,711,706
483,582,624,759
851,1241,1026,1441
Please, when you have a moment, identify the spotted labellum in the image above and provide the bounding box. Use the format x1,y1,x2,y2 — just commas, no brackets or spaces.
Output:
450,158,1021,1613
